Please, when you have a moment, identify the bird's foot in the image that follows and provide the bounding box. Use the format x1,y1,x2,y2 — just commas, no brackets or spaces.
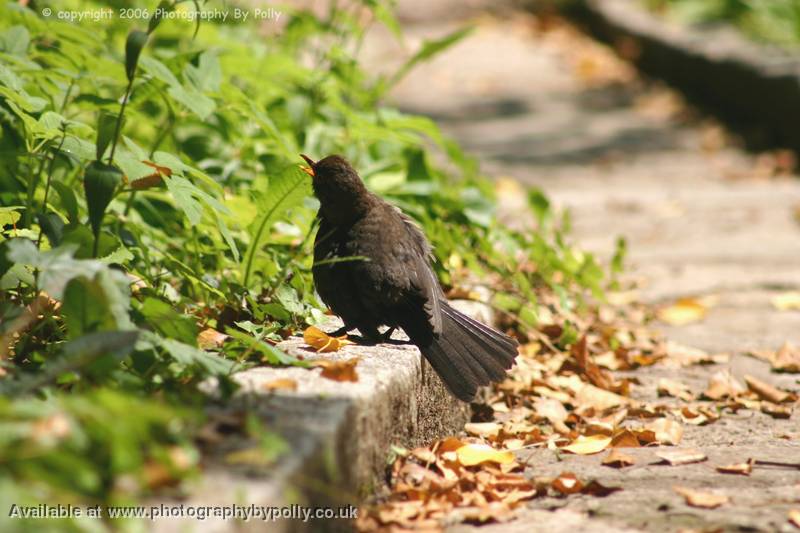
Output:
327,325,351,337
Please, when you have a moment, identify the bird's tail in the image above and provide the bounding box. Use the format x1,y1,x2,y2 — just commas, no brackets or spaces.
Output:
419,303,518,402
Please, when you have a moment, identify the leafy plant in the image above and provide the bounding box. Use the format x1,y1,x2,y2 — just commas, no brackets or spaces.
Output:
0,0,614,525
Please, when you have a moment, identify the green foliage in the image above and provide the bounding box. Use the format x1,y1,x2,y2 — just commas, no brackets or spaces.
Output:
0,0,614,523
648,0,800,46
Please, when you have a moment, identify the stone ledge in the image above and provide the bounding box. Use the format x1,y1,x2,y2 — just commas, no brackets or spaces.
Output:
565,0,800,151
153,317,471,532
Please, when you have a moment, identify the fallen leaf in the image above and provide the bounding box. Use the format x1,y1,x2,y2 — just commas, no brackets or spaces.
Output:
602,449,636,468
771,291,800,311
703,370,745,400
789,509,800,529
197,328,228,349
582,479,623,497
303,326,354,352
744,374,793,403
657,378,694,401
455,443,515,466
464,422,502,439
262,378,298,391
645,418,683,445
657,297,708,326
762,401,793,419
656,448,707,466
773,342,800,373
610,429,641,448
562,434,612,455
310,358,359,382
664,342,729,367
716,458,753,476
552,471,583,495
673,486,729,509
747,341,800,373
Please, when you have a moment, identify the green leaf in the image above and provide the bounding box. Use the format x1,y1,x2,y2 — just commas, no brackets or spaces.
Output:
51,182,78,224
83,161,122,245
139,56,180,87
139,297,198,345
0,207,22,227
6,240,105,299
62,276,119,338
167,84,215,120
0,26,29,56
148,1,174,34
95,111,118,161
387,26,473,90
161,338,235,375
125,30,148,82
37,212,65,246
242,165,312,288
184,51,221,92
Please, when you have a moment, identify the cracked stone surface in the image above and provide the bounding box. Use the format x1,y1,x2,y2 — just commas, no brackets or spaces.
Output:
362,1,800,531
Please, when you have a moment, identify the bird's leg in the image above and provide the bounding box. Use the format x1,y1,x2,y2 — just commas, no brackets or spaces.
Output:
381,326,397,341
358,326,382,345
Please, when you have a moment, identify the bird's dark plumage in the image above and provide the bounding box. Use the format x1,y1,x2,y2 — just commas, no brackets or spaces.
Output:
304,154,518,401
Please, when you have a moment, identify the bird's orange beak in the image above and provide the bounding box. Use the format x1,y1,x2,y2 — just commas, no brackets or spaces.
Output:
300,154,315,177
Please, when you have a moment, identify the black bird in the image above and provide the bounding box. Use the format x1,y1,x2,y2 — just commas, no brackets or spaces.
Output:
301,154,518,402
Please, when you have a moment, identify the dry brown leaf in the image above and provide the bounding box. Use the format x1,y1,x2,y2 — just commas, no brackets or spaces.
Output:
664,342,729,367
772,342,800,373
262,378,298,392
771,291,800,311
656,448,707,466
646,418,683,445
610,429,642,448
582,480,623,497
311,358,359,382
715,458,753,476
744,374,793,403
455,443,515,466
673,486,729,509
561,434,612,455
552,471,583,495
657,378,694,401
602,448,636,468
703,370,746,400
574,383,630,411
657,298,708,326
197,328,228,349
762,401,793,419
303,325,354,352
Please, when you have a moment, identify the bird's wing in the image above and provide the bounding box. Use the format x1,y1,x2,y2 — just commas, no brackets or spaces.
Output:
395,208,443,336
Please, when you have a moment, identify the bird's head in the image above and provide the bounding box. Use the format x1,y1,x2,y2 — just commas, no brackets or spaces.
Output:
300,154,371,223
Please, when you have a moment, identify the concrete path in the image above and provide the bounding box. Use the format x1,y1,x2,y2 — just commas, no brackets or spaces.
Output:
363,2,800,531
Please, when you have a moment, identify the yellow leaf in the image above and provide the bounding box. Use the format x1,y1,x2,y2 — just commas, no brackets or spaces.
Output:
303,325,354,352
455,443,515,466
771,291,800,311
310,358,359,382
562,435,612,455
716,458,753,476
657,297,708,326
262,378,298,392
788,509,800,529
673,486,729,509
